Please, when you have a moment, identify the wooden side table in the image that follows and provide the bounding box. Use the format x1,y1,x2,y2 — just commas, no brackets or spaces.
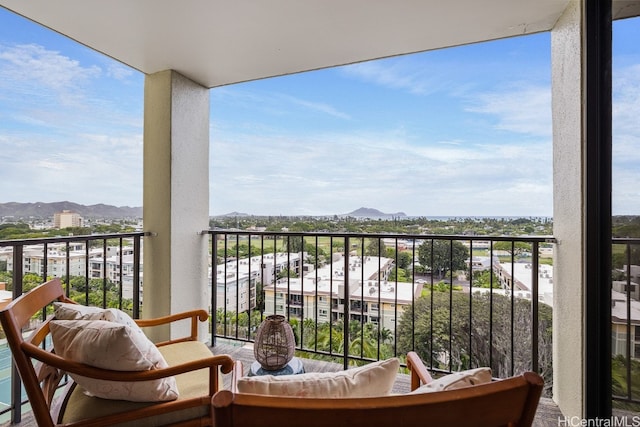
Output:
248,357,305,376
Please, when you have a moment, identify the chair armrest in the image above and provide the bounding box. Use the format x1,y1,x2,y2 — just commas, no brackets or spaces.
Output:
135,309,209,345
406,351,433,391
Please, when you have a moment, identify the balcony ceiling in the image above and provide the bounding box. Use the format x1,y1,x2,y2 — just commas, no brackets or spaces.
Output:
0,1,638,89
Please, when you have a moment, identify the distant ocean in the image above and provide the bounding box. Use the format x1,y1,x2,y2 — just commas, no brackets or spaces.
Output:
403,216,552,221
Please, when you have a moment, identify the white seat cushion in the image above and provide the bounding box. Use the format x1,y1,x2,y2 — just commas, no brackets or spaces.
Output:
410,367,492,394
236,358,399,398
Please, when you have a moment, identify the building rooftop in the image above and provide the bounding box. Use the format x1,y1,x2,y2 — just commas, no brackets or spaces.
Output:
269,255,420,304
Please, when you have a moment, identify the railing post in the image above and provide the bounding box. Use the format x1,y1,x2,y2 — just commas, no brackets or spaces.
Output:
11,244,23,424
133,235,141,319
343,236,350,370
211,232,217,346
531,241,539,373
583,0,612,418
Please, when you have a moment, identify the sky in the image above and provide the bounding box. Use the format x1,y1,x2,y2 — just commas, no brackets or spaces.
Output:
0,9,638,218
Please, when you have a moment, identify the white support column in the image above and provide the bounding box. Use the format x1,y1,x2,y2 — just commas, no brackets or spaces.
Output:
551,0,584,417
143,70,210,342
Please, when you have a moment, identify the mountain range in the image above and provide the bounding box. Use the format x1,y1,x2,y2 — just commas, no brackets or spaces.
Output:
217,207,407,219
0,202,142,219
1,202,406,220
342,207,407,219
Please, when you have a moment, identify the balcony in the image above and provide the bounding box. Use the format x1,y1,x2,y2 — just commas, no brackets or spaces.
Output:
3,229,640,423
0,0,637,422
0,230,567,423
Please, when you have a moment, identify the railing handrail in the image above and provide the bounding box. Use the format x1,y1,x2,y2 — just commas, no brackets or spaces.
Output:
0,231,149,246
612,237,640,244
204,229,555,243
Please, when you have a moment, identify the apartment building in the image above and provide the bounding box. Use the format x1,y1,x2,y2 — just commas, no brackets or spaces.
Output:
263,254,421,333
611,288,640,359
89,246,138,282
53,210,83,229
211,252,303,313
0,243,90,278
494,262,554,307
0,243,139,292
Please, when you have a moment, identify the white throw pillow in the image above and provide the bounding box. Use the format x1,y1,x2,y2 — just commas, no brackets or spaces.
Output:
410,367,492,394
53,302,140,331
50,319,179,402
236,358,399,398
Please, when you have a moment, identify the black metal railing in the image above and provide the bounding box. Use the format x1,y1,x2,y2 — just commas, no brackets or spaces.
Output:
4,230,637,417
611,237,640,410
0,232,145,422
207,230,555,384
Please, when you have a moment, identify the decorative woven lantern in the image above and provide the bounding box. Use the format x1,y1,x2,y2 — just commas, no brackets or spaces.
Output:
254,315,295,370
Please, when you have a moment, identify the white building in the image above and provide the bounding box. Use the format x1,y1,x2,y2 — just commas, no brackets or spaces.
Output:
0,243,141,300
54,210,83,229
0,244,91,278
611,289,640,359
211,252,303,313
264,254,421,333
89,247,138,282
491,262,554,307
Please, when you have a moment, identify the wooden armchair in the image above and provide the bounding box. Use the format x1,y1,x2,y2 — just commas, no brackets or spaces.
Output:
0,278,234,427
215,352,543,427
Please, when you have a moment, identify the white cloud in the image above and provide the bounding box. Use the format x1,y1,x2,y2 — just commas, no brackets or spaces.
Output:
213,87,351,121
341,60,443,95
613,63,640,138
0,131,142,206
612,63,640,214
465,84,552,137
0,43,101,105
281,95,351,120
210,124,552,216
106,62,134,80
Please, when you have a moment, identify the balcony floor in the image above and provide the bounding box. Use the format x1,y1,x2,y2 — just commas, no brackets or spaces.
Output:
0,341,563,427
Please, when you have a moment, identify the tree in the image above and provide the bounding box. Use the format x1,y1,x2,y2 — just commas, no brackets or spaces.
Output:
365,238,386,256
277,268,298,279
297,320,394,362
229,243,262,258
472,270,501,288
397,290,553,395
255,282,265,312
418,240,468,279
331,239,345,252
0,271,11,288
388,266,410,282
304,241,326,266
64,276,128,309
493,241,531,258
398,251,413,269
285,235,304,254
23,273,46,293
386,249,413,270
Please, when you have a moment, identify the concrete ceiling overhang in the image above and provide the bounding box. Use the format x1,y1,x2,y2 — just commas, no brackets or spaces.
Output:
1,1,639,89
